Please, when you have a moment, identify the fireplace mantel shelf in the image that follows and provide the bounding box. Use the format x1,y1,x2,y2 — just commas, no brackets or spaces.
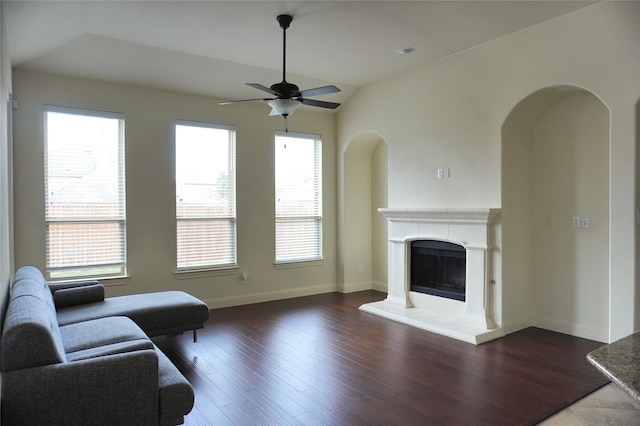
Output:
378,208,500,224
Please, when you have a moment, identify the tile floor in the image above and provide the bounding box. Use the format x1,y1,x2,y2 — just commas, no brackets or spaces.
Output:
539,383,640,425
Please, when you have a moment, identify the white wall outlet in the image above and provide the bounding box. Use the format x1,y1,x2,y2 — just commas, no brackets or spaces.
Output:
240,272,249,285
437,168,444,179
358,264,364,273
581,216,590,228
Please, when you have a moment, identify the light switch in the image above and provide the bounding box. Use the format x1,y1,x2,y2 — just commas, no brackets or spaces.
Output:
572,216,581,228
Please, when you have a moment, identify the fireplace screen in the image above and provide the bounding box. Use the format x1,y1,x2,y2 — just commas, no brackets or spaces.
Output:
410,240,466,301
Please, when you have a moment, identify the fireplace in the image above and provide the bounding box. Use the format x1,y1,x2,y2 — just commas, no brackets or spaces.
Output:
411,240,466,302
360,208,503,344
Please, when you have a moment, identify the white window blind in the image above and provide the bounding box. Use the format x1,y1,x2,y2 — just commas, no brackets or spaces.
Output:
45,106,126,280
176,121,236,270
275,132,322,263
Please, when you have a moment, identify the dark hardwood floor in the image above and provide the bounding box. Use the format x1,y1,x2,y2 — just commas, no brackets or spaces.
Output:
154,290,608,426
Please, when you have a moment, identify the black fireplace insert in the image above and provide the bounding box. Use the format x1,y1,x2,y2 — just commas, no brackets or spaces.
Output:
410,240,466,301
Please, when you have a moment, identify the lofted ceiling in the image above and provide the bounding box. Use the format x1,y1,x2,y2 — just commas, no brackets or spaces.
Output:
4,1,595,112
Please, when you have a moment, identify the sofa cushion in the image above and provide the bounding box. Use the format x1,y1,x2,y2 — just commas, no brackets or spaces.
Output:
1,293,66,372
66,339,155,362
60,316,152,354
12,275,57,313
13,265,48,284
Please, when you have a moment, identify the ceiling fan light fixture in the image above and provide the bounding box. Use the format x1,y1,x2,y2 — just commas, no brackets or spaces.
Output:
268,99,301,118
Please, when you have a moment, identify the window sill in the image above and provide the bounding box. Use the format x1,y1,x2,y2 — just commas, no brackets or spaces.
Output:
175,266,239,280
100,276,130,286
273,259,324,270
49,275,130,287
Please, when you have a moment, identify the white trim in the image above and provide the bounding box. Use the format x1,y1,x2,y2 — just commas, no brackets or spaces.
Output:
533,317,608,343
175,119,235,131
45,104,124,120
338,281,373,293
204,283,336,309
175,266,238,279
273,259,323,270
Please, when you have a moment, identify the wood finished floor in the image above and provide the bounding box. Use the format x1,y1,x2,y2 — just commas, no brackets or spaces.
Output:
154,290,608,426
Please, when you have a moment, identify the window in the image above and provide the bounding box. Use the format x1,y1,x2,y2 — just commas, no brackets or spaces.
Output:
275,132,322,263
175,121,236,271
45,106,126,280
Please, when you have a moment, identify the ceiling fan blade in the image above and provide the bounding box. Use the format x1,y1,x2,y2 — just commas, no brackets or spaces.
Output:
219,98,274,106
246,83,279,96
298,85,341,98
299,98,341,109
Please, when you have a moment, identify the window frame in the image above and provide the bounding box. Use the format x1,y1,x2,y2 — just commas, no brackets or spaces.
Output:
274,131,323,265
175,120,237,273
44,105,127,281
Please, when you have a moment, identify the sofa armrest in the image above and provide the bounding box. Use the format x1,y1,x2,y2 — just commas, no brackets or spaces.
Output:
2,350,160,425
51,283,105,307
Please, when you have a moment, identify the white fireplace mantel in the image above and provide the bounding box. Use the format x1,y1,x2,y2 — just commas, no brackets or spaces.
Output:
377,208,500,224
360,208,504,344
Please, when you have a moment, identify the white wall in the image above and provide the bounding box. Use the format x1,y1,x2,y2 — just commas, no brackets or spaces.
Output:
11,70,338,308
371,140,387,291
0,2,13,319
337,1,640,342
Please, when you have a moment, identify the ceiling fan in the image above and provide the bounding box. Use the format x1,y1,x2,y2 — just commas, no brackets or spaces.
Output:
219,14,341,120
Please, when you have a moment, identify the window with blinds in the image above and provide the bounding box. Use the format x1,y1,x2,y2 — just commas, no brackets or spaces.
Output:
275,132,322,263
175,121,236,271
45,106,126,280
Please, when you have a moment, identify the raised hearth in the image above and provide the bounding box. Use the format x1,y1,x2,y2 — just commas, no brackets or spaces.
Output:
360,208,503,344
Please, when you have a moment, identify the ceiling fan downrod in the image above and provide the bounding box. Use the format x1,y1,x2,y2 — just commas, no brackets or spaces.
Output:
277,14,293,84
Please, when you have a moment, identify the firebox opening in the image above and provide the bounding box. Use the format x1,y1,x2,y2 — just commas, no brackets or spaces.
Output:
410,240,466,302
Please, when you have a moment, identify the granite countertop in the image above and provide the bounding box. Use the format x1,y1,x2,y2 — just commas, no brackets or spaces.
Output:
587,331,640,406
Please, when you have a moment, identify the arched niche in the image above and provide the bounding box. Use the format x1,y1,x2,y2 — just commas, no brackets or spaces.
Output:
340,131,388,293
501,85,610,342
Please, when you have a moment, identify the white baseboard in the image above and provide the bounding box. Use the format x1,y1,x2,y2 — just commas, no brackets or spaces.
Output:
372,281,388,292
204,283,336,309
338,281,373,293
500,318,533,335
533,317,608,343
499,316,608,343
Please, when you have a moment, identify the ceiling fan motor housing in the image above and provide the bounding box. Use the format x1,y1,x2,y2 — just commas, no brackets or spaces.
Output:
270,81,300,99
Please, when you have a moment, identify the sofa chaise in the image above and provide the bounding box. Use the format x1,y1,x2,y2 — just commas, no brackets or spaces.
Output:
0,266,209,425
47,275,210,341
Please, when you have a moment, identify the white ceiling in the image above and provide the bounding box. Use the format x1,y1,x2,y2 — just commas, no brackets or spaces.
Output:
4,1,595,111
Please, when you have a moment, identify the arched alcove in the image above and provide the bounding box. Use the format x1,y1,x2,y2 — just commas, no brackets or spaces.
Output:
502,86,610,342
340,132,388,293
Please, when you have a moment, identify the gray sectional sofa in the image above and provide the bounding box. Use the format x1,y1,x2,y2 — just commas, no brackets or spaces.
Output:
1,266,211,425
